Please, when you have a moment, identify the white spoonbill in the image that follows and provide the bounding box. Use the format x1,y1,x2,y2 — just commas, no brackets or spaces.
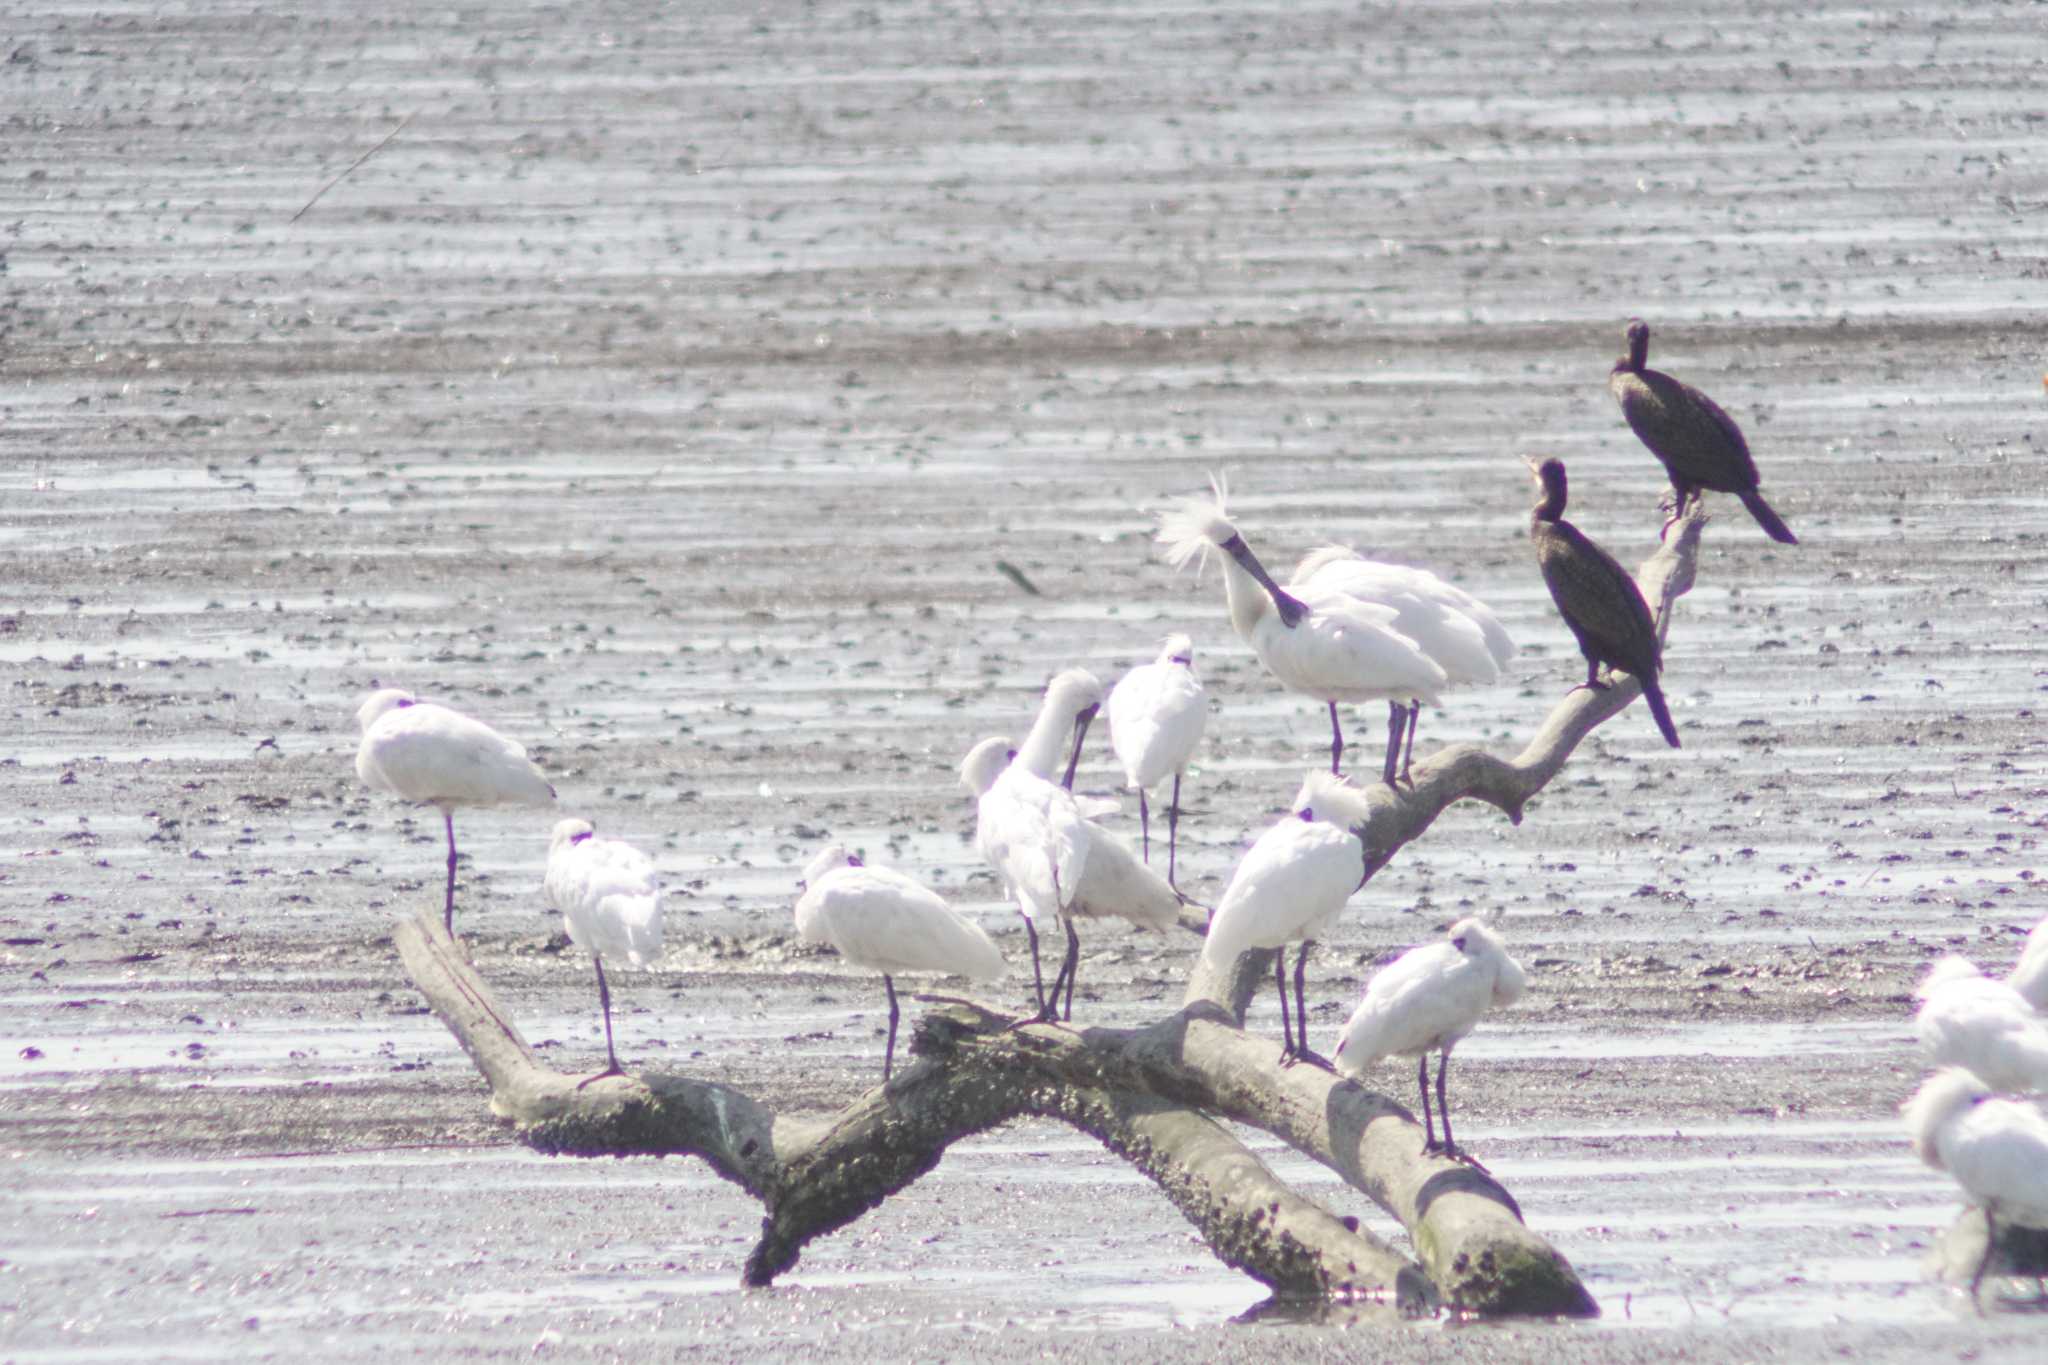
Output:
355,687,555,934
1106,634,1208,887
1334,917,1525,1162
1902,1067,2048,1299
2008,914,2048,1012
543,818,663,1087
1913,956,2048,1094
960,736,1091,1023
1288,548,1514,785
794,843,1006,1081
1157,476,1447,783
1014,668,1105,791
1201,770,1371,1064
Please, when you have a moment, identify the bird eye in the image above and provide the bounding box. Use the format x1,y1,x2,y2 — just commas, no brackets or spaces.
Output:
1452,936,1467,950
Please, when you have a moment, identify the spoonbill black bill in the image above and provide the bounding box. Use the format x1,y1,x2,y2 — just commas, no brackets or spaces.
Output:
355,687,555,933
794,844,1006,1081
1334,916,1525,1162
543,818,663,1087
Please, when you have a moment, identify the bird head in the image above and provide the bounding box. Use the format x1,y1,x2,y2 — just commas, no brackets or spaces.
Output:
355,687,416,732
1622,317,1650,370
1155,472,1239,573
1160,632,1195,667
959,736,1015,796
1044,668,1106,721
1291,769,1371,833
549,818,595,854
1900,1067,1992,1170
1914,954,1987,1001
800,843,855,887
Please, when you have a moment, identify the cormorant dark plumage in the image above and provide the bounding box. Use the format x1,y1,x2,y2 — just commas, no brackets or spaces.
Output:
1608,318,1797,546
1525,457,1681,748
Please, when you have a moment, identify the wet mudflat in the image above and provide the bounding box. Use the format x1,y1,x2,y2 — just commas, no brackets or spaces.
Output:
5,0,2048,1358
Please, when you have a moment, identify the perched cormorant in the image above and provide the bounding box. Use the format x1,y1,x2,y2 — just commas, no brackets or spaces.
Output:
1525,457,1681,748
1608,318,1797,545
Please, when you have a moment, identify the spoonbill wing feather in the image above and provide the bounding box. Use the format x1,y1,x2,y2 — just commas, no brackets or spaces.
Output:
1201,818,1362,965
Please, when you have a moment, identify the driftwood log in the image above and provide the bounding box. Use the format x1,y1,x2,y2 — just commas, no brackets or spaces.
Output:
397,500,1710,1318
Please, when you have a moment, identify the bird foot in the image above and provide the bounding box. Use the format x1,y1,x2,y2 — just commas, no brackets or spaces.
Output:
1009,1007,1061,1031
1566,679,1612,697
575,1064,628,1091
1449,1147,1490,1174
1281,1046,1335,1072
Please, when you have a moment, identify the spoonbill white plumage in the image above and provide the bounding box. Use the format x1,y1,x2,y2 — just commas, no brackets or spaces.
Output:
543,818,663,1086
960,736,1091,1023
1902,1067,2048,1299
1201,770,1371,1064
1288,549,1514,785
1105,634,1208,886
1913,955,2048,1094
2008,914,2048,1012
355,687,556,933
1334,917,1525,1161
1157,476,1448,783
1014,668,1105,792
794,844,1006,1081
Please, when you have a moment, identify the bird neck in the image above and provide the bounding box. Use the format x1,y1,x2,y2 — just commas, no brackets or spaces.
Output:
1218,554,1275,640
1531,490,1566,524
1015,701,1077,780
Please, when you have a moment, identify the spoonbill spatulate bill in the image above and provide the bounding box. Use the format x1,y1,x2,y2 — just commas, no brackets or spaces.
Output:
355,687,556,933
1903,1067,2048,1302
1287,547,1514,785
543,818,663,1086
1157,475,1446,784
960,736,1091,1023
1201,770,1371,1065
794,843,1005,1081
1334,917,1525,1162
1106,634,1207,887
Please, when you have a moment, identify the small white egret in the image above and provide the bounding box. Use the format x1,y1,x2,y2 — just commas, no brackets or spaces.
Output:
1157,476,1447,783
543,818,663,1087
960,736,1091,1023
794,844,1006,1081
1913,955,2048,1094
1201,770,1371,1064
1014,668,1105,792
2008,914,2048,1012
1902,1067,2048,1299
1288,549,1514,785
355,687,556,933
1334,917,1526,1161
1106,634,1208,886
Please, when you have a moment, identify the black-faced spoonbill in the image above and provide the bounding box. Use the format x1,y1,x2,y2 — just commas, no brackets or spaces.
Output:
354,687,556,933
1334,917,1525,1163
1013,668,1105,792
794,843,1006,1081
543,818,663,1087
1157,477,1447,782
1902,1067,2048,1301
1201,770,1371,1065
1106,634,1208,886
1287,549,1514,785
960,736,1091,1024
1524,457,1681,749
1609,317,1797,545
1913,956,2048,1094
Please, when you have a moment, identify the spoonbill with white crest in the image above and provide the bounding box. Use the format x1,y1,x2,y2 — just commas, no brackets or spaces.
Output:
1334,917,1525,1162
355,687,555,934
1201,770,1372,1065
1106,634,1208,886
794,843,1006,1081
1913,955,2048,1094
1902,1067,2048,1300
1157,476,1447,783
960,736,1092,1023
543,818,663,1087
1287,548,1513,785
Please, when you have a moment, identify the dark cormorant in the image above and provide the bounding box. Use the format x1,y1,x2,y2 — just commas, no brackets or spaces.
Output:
1609,318,1797,545
1525,457,1681,748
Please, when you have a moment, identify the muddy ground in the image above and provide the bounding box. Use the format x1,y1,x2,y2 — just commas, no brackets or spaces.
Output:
5,0,2048,1359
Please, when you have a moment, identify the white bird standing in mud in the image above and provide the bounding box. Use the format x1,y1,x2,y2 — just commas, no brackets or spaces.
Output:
1334,917,1525,1162
1106,634,1208,887
1157,476,1447,784
1287,548,1514,785
1902,1067,2048,1301
1202,770,1372,1064
794,844,1006,1082
544,818,663,1086
960,736,1092,1023
1913,955,2048,1094
354,687,555,934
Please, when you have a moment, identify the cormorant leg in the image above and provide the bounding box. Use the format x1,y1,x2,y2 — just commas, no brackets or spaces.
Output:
1275,948,1295,1059
442,809,459,935
882,973,900,1082
576,955,627,1090
1417,1053,1439,1153
1138,790,1152,864
1165,774,1182,891
1328,702,1344,775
